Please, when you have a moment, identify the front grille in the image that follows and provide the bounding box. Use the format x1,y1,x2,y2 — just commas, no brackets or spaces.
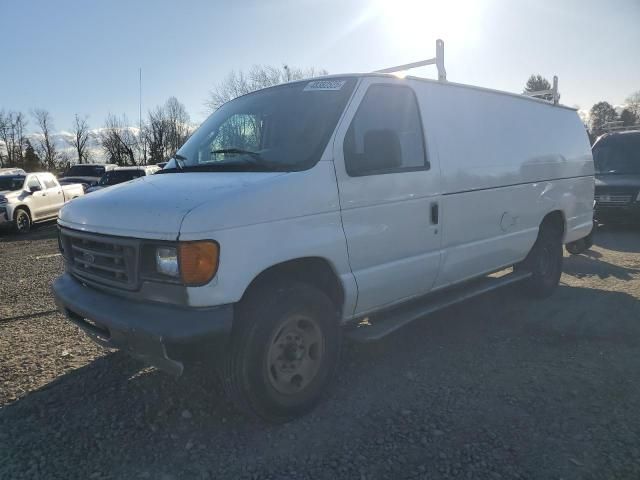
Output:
595,194,633,206
59,228,139,290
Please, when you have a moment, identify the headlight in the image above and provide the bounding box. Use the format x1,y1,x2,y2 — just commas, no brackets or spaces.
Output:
153,241,219,285
156,247,179,277
0,196,6,205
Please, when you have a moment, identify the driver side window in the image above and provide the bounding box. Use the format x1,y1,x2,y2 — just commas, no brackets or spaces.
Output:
26,176,41,191
42,175,58,189
344,84,428,177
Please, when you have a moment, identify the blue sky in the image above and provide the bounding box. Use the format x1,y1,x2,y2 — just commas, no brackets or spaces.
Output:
2,0,639,132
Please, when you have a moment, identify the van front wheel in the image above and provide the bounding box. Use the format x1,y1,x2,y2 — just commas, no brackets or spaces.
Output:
221,282,341,423
517,223,563,298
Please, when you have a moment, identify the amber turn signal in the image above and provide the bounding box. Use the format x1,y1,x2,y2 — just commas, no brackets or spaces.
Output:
178,241,219,285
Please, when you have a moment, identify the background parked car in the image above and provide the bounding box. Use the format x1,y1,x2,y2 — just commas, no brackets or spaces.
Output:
0,172,84,233
0,168,27,176
85,165,160,193
593,130,640,224
58,163,117,191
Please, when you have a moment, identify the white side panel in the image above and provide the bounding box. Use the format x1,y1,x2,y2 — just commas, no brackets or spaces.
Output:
418,81,594,194
436,177,594,287
411,79,594,287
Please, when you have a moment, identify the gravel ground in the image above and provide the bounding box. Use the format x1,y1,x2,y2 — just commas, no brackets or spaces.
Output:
1,222,639,479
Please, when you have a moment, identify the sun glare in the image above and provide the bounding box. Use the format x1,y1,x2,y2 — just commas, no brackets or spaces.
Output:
374,0,479,58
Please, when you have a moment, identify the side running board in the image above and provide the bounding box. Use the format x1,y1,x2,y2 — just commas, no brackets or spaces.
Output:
345,269,532,343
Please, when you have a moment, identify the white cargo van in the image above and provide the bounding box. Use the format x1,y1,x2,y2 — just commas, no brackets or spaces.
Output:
53,42,594,421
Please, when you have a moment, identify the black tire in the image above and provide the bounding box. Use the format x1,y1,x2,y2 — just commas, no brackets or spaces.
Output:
566,221,596,255
221,281,341,423
583,222,596,249
517,222,563,298
566,238,587,255
13,208,31,234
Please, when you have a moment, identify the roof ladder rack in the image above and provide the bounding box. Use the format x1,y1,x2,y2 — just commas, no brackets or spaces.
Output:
523,75,560,105
375,39,447,81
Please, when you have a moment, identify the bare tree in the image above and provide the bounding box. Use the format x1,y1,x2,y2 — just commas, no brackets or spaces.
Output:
625,91,640,119
69,114,91,164
206,64,328,111
0,111,7,167
32,109,61,171
143,97,191,164
0,110,28,168
143,106,168,165
620,108,638,127
165,96,190,156
100,114,138,166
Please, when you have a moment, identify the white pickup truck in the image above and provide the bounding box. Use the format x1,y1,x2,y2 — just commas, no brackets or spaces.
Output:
53,46,593,422
0,172,84,234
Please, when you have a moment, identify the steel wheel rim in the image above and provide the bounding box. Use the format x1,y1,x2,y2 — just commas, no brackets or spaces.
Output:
266,314,324,395
16,212,28,232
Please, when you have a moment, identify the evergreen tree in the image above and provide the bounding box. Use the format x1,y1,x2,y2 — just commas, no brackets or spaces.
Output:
23,139,42,172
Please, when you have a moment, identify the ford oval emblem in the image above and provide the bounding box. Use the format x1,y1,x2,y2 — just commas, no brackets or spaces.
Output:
83,252,95,264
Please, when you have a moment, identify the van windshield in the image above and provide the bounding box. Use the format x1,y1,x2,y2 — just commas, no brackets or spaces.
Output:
593,134,640,174
164,78,356,173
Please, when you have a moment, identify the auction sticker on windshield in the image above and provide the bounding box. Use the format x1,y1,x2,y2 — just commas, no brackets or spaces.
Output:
303,80,346,91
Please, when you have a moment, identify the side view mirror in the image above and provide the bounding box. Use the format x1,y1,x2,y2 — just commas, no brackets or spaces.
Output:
27,185,42,194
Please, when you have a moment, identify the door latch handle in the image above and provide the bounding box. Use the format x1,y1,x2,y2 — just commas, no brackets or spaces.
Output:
430,202,439,225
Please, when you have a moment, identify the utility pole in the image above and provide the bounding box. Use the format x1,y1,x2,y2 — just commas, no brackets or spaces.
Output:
139,67,145,165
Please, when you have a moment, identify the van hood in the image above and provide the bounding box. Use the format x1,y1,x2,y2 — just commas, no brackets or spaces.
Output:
58,172,287,239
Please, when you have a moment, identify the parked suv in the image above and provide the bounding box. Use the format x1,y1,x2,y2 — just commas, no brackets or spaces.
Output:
86,165,160,193
59,163,117,191
593,130,640,223
53,73,593,422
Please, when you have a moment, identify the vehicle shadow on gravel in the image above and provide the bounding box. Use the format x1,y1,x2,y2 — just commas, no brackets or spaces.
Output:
562,254,640,280
593,223,640,253
2,284,639,479
0,221,57,243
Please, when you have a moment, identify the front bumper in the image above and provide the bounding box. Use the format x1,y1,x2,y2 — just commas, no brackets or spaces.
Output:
52,273,234,375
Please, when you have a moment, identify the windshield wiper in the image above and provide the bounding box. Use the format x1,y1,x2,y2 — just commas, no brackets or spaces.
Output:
211,148,262,157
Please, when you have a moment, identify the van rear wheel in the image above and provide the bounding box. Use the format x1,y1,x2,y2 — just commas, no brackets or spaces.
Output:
221,282,341,423
517,222,563,298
